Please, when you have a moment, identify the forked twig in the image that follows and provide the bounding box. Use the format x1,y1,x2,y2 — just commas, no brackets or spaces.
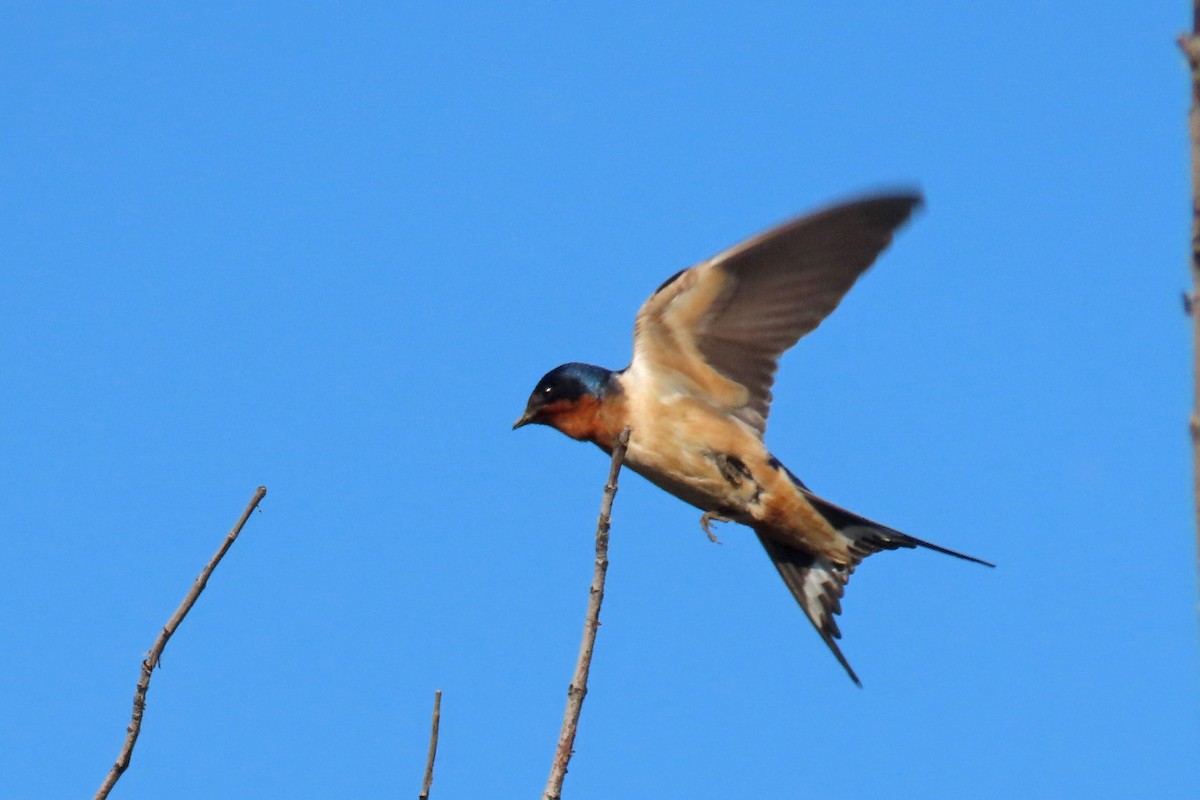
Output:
419,690,443,799
94,486,268,800
543,427,631,800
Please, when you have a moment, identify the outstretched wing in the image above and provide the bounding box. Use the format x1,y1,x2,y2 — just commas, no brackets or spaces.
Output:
629,193,923,435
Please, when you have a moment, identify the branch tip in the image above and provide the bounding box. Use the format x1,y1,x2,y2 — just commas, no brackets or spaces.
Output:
542,427,630,800
93,487,267,800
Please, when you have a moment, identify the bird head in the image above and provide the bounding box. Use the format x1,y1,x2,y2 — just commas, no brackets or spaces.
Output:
513,362,614,438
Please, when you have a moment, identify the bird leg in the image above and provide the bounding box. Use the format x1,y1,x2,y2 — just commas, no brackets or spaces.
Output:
700,511,730,544
713,453,751,487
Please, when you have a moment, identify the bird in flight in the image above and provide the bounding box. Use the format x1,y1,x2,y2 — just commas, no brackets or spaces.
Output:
513,192,992,685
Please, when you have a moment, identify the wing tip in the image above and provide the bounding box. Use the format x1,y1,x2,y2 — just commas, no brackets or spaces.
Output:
851,188,925,229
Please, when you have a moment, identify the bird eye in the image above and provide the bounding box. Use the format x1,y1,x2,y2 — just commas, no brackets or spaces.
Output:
542,385,553,395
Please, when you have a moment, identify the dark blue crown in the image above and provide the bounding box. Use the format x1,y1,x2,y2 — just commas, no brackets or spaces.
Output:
535,362,614,401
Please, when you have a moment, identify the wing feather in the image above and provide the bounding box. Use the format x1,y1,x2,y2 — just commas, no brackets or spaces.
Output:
630,193,923,435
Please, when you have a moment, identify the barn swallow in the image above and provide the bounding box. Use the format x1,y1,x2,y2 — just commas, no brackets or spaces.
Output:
514,192,992,686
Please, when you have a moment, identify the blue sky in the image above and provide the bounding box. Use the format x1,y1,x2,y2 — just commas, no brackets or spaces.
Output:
2,3,1195,798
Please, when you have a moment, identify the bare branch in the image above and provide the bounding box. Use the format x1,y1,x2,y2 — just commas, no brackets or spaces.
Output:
543,427,631,800
1182,13,1200,593
94,486,268,800
419,690,443,800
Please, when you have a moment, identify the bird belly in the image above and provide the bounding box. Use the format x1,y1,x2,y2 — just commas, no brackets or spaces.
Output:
620,399,768,523
619,400,848,559
624,454,733,515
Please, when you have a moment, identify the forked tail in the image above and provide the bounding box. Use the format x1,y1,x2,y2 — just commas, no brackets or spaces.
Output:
759,488,993,686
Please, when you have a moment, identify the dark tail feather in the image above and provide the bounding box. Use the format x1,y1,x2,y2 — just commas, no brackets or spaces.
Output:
801,490,996,568
759,490,993,686
758,533,863,686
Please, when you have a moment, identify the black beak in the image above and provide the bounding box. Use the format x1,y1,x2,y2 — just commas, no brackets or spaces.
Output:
512,409,536,429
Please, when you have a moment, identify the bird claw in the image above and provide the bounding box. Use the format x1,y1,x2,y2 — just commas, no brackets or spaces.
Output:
700,511,730,544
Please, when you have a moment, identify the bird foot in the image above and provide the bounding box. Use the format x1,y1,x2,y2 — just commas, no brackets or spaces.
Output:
700,511,730,544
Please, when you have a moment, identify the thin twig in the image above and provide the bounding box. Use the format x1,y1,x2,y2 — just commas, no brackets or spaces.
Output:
543,427,631,800
94,486,268,800
1182,11,1200,596
419,690,442,800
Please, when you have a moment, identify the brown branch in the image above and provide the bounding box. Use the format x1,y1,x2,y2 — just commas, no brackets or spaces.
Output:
543,427,631,800
419,690,443,800
1183,13,1200,595
94,486,268,800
